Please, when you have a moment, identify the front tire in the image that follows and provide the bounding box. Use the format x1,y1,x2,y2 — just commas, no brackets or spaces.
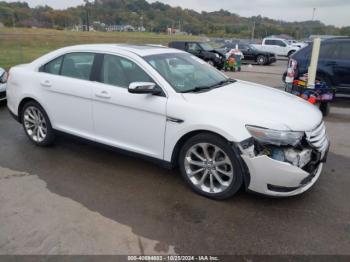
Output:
179,133,243,200
207,60,214,67
21,101,55,146
256,55,267,65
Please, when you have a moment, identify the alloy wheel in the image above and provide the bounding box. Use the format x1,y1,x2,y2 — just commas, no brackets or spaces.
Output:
184,143,234,194
23,106,47,143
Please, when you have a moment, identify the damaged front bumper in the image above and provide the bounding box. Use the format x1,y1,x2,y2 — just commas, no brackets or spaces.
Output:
238,122,330,197
241,154,324,197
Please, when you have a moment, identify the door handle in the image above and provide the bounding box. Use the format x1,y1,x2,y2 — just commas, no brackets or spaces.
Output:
40,80,52,87
95,90,111,99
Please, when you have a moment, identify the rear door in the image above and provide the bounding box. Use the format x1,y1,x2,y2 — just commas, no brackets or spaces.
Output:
332,41,350,88
39,52,96,139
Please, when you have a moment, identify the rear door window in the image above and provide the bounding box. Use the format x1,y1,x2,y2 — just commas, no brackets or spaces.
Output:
333,42,350,60
265,40,274,45
61,53,95,80
320,43,337,59
42,56,63,75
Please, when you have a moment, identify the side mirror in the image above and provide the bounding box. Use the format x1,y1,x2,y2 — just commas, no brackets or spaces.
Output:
128,82,162,95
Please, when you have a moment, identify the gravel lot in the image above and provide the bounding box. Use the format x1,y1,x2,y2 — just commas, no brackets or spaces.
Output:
0,60,349,256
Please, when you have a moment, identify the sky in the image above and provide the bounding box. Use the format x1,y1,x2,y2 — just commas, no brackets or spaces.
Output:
4,0,350,27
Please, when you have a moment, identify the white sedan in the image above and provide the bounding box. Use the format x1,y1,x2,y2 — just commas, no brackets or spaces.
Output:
6,44,329,199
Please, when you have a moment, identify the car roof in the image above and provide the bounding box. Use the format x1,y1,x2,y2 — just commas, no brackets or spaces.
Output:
58,44,185,57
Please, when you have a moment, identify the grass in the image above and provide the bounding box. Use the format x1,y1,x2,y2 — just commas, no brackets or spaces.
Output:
0,28,199,69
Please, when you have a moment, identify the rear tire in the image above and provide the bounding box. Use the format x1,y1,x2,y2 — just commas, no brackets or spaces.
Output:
178,133,243,200
21,101,55,147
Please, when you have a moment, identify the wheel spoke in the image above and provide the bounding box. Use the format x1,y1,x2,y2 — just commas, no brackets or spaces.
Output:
197,170,209,187
38,127,45,139
36,127,41,140
200,144,211,160
189,168,205,177
214,157,231,167
190,148,205,161
209,174,214,192
27,110,36,120
212,146,221,160
216,168,233,178
187,158,206,167
212,170,228,186
32,109,39,120
24,115,35,123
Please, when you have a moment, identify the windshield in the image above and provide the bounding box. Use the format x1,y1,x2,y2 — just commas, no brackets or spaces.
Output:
199,43,214,51
144,53,230,93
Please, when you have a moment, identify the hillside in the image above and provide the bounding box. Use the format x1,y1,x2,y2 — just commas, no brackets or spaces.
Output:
0,0,349,38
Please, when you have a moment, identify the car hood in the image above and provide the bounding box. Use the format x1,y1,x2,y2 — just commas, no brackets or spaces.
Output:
181,80,322,132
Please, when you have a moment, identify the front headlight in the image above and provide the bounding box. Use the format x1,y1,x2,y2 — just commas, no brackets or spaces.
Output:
246,125,303,146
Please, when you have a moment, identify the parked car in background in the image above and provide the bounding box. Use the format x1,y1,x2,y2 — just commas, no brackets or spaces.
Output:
252,37,300,57
0,68,7,102
221,43,276,65
284,37,350,95
169,41,225,70
287,40,308,49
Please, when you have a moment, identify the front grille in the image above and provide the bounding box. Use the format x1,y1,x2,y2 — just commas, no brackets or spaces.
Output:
0,91,6,100
305,121,329,158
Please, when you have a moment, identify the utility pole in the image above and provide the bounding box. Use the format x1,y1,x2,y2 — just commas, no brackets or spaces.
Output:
86,8,89,31
251,19,256,41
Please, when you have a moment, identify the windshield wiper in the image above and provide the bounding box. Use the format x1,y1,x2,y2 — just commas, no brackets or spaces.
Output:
213,78,237,88
181,79,236,93
181,86,213,93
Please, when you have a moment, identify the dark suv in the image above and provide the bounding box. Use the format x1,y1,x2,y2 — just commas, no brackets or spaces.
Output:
169,41,225,70
285,37,350,94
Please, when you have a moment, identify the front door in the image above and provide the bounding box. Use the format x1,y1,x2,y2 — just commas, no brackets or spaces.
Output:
91,54,167,159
